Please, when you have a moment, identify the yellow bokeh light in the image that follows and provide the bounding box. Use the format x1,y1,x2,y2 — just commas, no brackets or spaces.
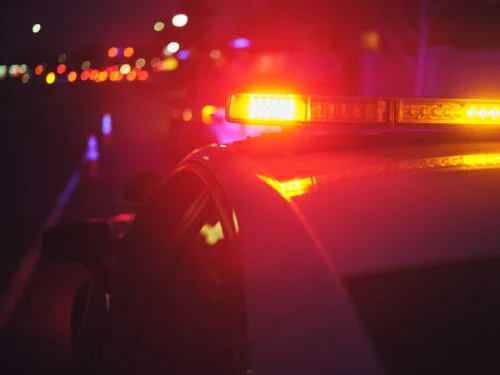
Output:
201,105,217,124
98,71,108,81
46,72,56,84
164,57,179,71
154,21,165,31
110,71,120,81
32,24,41,34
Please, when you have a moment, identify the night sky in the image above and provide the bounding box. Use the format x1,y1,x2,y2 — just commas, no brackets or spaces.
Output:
2,0,500,62
0,0,266,58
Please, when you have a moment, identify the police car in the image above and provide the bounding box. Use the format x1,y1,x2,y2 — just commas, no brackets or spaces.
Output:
43,93,500,375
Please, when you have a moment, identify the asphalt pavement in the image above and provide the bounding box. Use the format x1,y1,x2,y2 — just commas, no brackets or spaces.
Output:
0,84,176,373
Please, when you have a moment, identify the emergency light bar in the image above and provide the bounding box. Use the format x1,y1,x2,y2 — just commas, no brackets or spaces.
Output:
226,93,500,128
227,93,390,125
396,98,500,125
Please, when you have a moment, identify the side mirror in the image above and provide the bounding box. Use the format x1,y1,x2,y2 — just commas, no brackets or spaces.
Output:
121,170,162,204
41,221,112,264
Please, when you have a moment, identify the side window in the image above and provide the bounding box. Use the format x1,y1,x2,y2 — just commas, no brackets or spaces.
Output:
159,197,246,374
131,196,247,374
121,169,205,271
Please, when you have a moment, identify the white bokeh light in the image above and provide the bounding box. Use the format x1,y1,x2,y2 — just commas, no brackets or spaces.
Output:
164,42,180,55
172,14,188,27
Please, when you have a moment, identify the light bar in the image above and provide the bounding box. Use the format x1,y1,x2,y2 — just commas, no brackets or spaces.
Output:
226,93,500,128
396,98,500,126
310,97,389,124
227,93,390,125
228,94,308,124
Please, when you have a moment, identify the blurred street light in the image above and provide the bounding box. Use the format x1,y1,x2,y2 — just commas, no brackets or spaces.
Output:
68,71,77,82
135,58,146,68
57,64,66,74
177,50,190,60
154,21,165,31
108,47,118,58
120,64,131,74
164,42,180,55
32,24,41,34
172,14,188,27
46,72,55,84
230,37,251,49
124,47,134,57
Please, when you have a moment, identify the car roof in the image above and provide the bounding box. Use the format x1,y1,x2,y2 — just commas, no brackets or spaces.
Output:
192,132,500,277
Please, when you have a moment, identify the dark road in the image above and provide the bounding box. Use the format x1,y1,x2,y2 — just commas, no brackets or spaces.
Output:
0,83,176,373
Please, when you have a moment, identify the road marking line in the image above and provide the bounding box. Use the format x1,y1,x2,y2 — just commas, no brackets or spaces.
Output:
0,170,81,329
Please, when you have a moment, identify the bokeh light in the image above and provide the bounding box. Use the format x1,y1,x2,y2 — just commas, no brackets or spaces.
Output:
46,72,56,84
81,70,90,81
19,65,27,74
0,65,7,79
230,37,251,49
58,53,67,63
81,60,91,70
67,71,77,82
164,57,179,71
177,50,190,60
124,47,134,57
172,14,188,27
9,65,18,77
154,21,165,31
57,64,66,74
135,58,146,68
108,47,118,58
98,71,108,81
21,74,30,84
138,70,149,81
182,108,193,121
32,24,41,34
120,64,131,75
209,49,221,59
150,57,161,68
110,71,120,81
164,42,180,55
126,71,137,81
34,64,44,75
